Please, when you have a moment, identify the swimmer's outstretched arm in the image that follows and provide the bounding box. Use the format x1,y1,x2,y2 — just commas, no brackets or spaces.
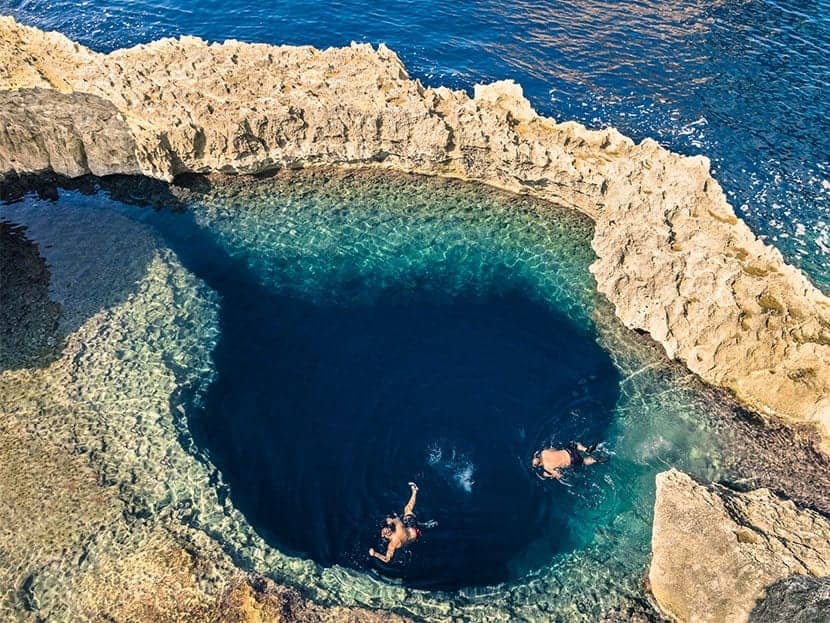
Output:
369,541,397,564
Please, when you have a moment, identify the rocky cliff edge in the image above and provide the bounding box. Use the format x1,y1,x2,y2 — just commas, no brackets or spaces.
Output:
1,16,828,450
650,469,830,623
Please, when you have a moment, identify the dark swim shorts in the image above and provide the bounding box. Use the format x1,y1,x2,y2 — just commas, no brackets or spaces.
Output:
403,513,421,537
566,443,584,466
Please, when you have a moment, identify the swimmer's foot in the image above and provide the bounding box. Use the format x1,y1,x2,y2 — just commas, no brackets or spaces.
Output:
408,481,418,492
586,442,599,453
593,454,609,463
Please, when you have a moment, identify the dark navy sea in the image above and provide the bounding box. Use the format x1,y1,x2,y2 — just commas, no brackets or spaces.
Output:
5,0,829,288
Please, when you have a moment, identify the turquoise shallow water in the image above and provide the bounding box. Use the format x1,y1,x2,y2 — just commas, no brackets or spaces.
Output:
5,0,829,292
3,170,827,620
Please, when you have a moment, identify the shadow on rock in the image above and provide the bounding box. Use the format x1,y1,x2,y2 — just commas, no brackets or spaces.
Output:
0,173,211,370
749,575,830,623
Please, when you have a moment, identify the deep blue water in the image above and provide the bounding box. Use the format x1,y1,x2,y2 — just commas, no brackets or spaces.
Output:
4,0,829,289
196,283,617,590
0,174,621,592
126,176,619,591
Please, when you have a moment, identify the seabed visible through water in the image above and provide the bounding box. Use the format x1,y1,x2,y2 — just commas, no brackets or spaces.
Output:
1,168,828,621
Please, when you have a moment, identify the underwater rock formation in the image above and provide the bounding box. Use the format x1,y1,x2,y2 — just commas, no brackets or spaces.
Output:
0,16,827,450
649,469,830,623
0,241,408,622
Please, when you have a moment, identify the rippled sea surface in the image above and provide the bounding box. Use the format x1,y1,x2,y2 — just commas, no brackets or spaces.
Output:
4,0,829,290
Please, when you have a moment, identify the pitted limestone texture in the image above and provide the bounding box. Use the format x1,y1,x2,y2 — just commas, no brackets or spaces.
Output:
0,17,828,449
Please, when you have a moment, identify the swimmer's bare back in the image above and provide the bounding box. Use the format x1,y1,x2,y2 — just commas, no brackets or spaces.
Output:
532,442,601,479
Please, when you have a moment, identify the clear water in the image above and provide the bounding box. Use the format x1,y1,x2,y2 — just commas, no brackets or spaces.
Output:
4,0,829,292
2,171,828,620
149,180,621,591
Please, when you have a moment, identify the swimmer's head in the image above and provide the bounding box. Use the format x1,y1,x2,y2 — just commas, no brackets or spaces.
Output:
380,525,393,540
531,451,542,468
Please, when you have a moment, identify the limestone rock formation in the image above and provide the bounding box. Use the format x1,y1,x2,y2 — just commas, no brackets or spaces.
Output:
0,16,828,450
649,469,830,623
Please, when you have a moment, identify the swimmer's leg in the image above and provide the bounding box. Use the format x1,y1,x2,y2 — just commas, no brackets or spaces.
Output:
584,456,608,466
574,442,588,452
404,482,418,516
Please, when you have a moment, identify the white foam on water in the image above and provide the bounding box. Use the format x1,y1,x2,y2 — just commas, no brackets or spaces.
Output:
454,462,476,493
426,443,443,466
426,441,476,493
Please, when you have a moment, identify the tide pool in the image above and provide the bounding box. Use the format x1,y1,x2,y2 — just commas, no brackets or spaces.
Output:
3,170,825,619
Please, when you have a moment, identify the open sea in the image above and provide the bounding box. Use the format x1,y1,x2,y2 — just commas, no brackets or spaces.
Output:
1,1,829,620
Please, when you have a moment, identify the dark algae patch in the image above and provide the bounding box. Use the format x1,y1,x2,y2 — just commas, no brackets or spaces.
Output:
0,221,60,370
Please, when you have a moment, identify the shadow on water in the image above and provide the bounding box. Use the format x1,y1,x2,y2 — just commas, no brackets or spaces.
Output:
0,174,170,368
0,221,61,370
78,174,622,591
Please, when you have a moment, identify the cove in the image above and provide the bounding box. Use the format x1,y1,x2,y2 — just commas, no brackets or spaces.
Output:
139,172,622,590
6,170,826,617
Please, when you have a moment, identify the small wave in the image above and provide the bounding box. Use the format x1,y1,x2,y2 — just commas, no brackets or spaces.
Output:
454,462,475,493
426,441,476,493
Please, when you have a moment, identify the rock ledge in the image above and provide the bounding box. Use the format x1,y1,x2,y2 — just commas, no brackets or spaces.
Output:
650,469,830,623
1,16,829,450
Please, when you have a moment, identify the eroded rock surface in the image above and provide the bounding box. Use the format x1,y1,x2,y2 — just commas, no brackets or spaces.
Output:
1,16,827,449
649,469,830,623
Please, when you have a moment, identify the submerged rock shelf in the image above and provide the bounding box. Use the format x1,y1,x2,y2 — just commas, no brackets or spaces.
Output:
0,16,828,623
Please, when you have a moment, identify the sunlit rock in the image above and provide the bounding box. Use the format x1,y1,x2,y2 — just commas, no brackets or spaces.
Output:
649,469,830,623
0,16,827,450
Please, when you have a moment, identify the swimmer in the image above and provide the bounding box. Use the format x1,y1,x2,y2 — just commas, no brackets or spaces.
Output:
369,482,422,563
532,442,603,479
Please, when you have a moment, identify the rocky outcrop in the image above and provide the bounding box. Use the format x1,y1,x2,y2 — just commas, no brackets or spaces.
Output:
0,89,139,178
649,469,830,623
0,16,828,450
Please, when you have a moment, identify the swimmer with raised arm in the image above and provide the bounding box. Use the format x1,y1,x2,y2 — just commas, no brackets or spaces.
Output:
532,441,604,479
369,482,421,563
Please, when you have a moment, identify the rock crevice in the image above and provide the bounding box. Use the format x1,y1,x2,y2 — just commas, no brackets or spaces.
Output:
1,16,828,449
